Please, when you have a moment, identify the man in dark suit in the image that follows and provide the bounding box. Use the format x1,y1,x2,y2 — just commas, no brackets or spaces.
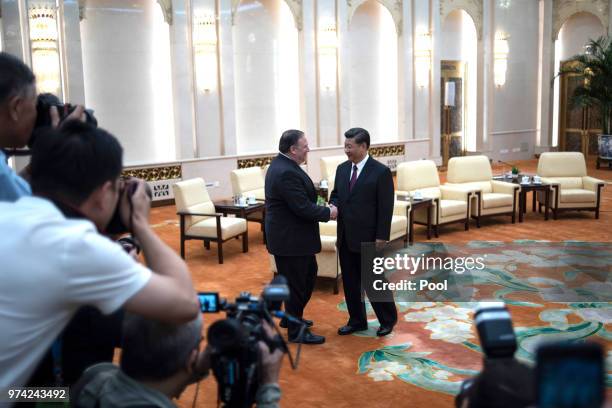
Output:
329,127,397,337
265,129,337,344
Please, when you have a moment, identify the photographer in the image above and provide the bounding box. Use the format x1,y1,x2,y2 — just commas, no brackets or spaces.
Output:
0,121,200,390
455,303,535,408
0,51,84,201
73,315,283,408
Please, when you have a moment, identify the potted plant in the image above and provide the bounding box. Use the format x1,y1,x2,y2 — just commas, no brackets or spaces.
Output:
511,166,520,179
560,36,612,168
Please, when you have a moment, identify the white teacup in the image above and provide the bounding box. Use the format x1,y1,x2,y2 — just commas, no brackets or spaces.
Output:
238,197,247,206
413,191,423,200
521,176,530,184
319,179,328,189
248,196,257,204
533,176,541,184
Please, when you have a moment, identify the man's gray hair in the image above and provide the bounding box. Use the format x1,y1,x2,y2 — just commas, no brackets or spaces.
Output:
120,314,203,381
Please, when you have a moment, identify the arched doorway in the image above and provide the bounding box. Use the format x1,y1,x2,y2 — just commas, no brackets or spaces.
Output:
440,9,477,167
552,12,605,157
347,0,398,142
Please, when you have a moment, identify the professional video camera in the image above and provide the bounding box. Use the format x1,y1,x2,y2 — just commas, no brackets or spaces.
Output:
198,276,302,408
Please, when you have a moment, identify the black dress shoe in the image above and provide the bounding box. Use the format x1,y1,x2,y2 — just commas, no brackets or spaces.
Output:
279,317,313,329
376,325,394,337
337,324,368,336
289,330,325,345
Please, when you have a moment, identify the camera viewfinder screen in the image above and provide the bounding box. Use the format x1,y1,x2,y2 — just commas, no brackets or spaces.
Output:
198,292,219,313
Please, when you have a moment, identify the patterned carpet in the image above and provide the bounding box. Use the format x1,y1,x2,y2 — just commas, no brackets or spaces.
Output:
337,241,611,397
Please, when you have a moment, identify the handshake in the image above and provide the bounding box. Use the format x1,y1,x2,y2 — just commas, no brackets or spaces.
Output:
328,204,338,220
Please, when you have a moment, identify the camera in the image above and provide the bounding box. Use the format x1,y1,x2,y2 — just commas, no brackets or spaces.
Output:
203,277,290,408
473,301,517,359
30,93,98,147
105,178,153,235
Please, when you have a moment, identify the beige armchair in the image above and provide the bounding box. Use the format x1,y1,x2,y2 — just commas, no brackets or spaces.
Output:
536,152,605,219
391,201,410,244
446,155,520,227
230,166,265,201
229,166,266,240
320,155,347,199
173,178,248,264
396,160,471,235
268,220,341,294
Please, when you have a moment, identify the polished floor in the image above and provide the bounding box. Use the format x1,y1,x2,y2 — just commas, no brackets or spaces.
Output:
147,159,612,407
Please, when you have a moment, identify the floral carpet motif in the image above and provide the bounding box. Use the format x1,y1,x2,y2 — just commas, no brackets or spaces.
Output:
337,241,612,396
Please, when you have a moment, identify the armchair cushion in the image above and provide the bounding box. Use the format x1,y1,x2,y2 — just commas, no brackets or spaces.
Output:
390,215,408,241
481,193,514,209
173,178,217,228
230,167,265,200
319,220,337,236
439,200,468,217
393,200,411,216
320,235,337,251
320,155,347,181
559,189,596,204
188,217,247,240
447,156,493,183
396,160,441,192
537,152,587,177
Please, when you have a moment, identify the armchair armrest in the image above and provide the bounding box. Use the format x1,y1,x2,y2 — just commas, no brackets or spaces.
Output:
177,211,223,217
439,185,472,202
393,200,411,216
491,180,520,195
539,177,558,186
582,176,606,192
395,190,410,199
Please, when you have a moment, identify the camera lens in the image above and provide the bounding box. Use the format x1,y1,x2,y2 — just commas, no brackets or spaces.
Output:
207,319,245,351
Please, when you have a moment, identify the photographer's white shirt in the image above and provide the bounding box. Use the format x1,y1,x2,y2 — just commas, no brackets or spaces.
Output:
0,196,152,389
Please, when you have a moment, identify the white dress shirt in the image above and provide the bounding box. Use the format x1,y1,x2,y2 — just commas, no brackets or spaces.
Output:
351,154,369,180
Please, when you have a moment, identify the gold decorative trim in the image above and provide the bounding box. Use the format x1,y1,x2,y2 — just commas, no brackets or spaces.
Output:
369,144,405,158
122,165,182,182
237,156,275,169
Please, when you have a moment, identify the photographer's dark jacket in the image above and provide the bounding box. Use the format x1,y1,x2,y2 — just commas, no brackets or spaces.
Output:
74,363,281,408
265,154,331,256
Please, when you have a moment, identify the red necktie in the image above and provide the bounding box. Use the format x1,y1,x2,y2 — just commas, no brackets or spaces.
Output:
349,165,358,191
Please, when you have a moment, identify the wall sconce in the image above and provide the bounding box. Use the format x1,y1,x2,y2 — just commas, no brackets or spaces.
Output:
318,21,337,91
193,13,218,92
494,31,509,87
414,29,432,88
29,6,62,95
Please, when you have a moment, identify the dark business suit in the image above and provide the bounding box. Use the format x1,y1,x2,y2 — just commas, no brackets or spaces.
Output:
329,156,397,328
265,154,331,336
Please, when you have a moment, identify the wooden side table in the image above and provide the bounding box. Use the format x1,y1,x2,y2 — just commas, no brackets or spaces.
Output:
518,183,551,222
398,196,433,245
214,200,266,243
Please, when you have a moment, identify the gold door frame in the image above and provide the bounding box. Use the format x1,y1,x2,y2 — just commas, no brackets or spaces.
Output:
558,59,602,157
